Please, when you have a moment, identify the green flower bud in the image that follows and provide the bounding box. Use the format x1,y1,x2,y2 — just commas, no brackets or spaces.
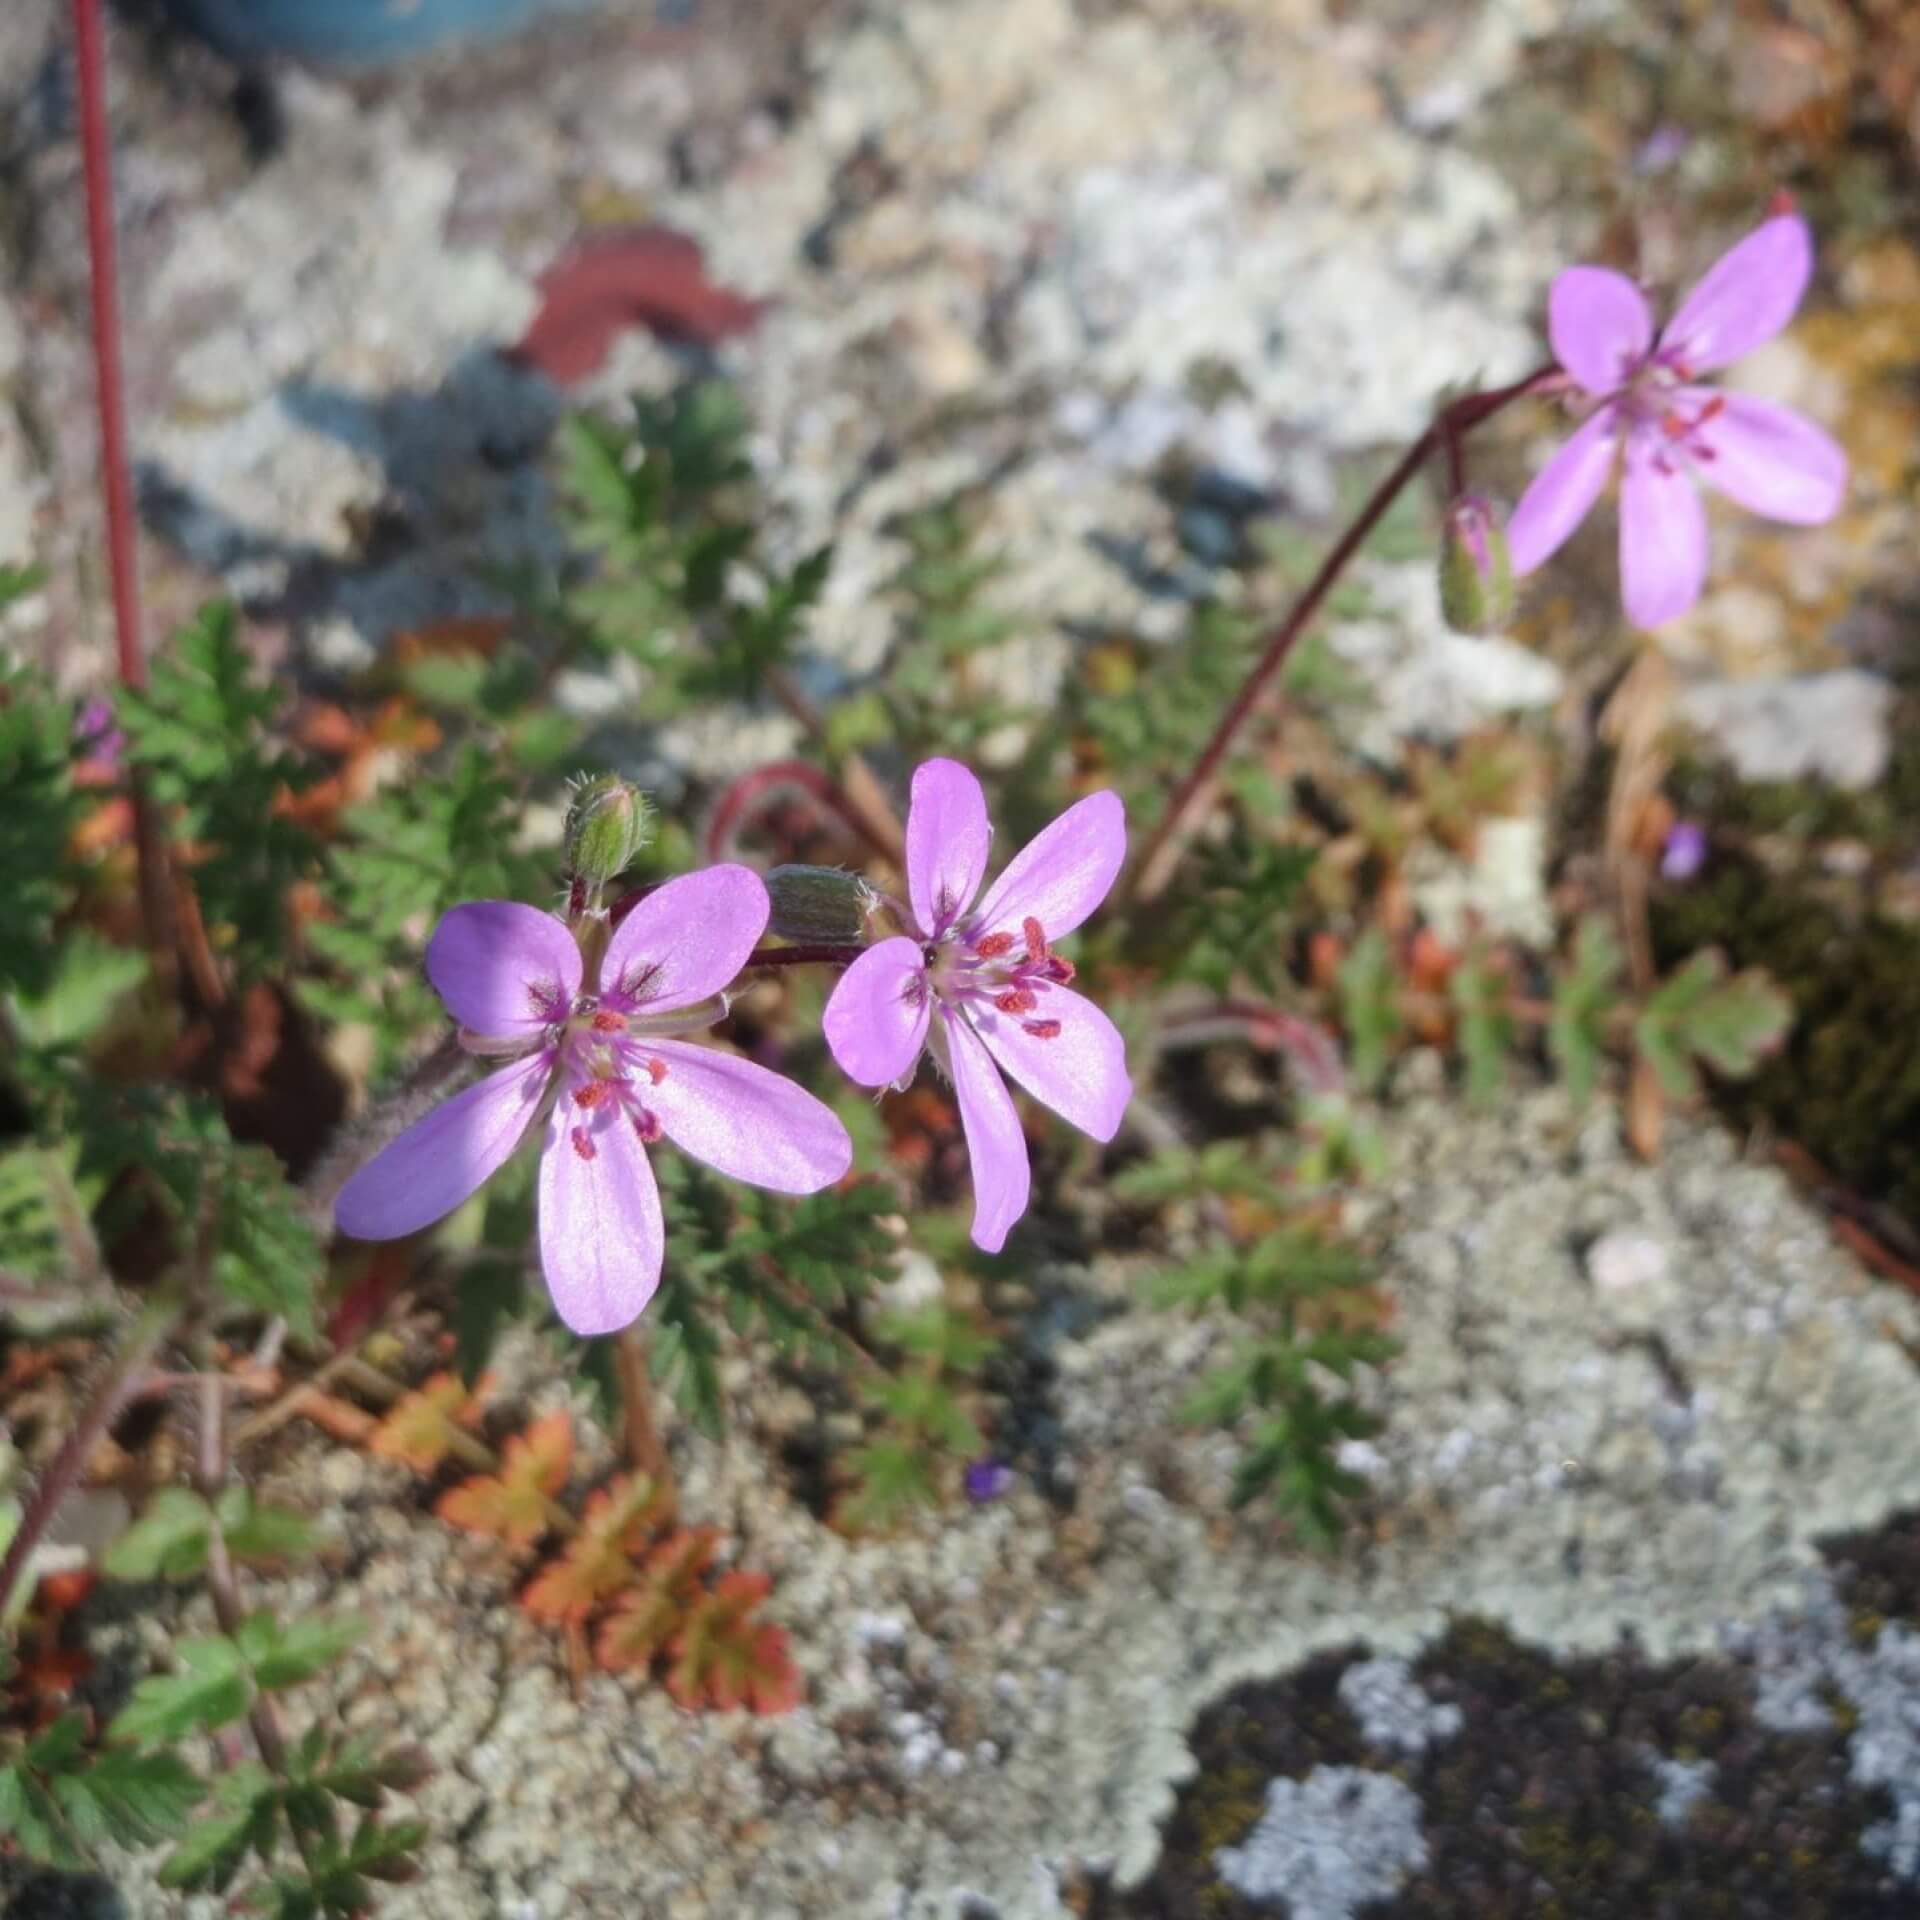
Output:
563,773,653,887
1438,495,1515,637
765,865,876,945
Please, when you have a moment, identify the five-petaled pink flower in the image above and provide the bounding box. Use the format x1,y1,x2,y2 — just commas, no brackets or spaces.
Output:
822,759,1131,1253
1508,212,1848,629
334,868,852,1337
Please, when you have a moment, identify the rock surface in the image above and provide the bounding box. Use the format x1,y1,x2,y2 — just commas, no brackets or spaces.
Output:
85,1091,1920,1919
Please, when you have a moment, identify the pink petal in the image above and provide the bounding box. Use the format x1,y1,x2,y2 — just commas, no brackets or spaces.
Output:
906,759,992,937
973,984,1131,1144
538,1084,664,1336
1619,437,1709,628
426,902,580,1036
334,1050,551,1241
1693,392,1847,525
1548,266,1653,395
941,1008,1029,1254
1507,408,1620,575
822,937,932,1088
1658,214,1812,375
643,1040,854,1193
600,863,767,1013
969,791,1126,946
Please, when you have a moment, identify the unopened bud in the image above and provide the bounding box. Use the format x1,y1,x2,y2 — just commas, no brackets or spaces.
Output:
765,865,875,945
563,774,653,887
1438,495,1515,636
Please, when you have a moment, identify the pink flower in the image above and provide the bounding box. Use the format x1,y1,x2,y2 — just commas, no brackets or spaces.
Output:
334,868,852,1336
822,760,1131,1253
1508,213,1848,628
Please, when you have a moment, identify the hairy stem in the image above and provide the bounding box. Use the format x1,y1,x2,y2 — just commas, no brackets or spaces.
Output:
0,1296,175,1619
1125,365,1560,905
742,941,868,970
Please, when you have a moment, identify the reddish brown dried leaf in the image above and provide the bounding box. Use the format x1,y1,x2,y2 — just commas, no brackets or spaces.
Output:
521,1475,673,1625
436,1411,572,1549
368,1372,478,1474
665,1570,800,1715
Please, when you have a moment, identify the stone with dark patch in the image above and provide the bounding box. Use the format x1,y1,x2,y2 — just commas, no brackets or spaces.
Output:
1117,1610,1908,1919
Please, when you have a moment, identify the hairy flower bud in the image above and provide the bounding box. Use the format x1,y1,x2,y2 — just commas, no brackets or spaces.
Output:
563,774,653,888
765,865,876,945
1438,495,1515,636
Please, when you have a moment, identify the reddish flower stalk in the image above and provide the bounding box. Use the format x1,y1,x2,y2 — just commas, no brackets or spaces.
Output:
741,941,868,970
72,0,176,973
1125,364,1561,906
705,758,901,869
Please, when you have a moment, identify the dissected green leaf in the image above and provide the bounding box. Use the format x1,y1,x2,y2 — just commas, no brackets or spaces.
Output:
118,602,319,978
1549,915,1624,1106
109,1634,251,1746
10,935,149,1050
235,1610,363,1692
103,1487,215,1582
1337,928,1402,1092
217,1489,317,1568
1449,946,1512,1107
1633,950,1793,1101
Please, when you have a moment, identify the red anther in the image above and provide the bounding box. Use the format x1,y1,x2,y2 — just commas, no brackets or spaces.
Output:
570,1127,598,1161
1767,187,1797,218
573,1079,613,1110
1021,1019,1062,1040
1043,955,1076,984
1660,410,1688,440
633,1108,663,1143
1696,394,1725,426
995,989,1039,1015
644,1056,668,1084
974,931,1016,959
591,1010,626,1033
1022,916,1049,960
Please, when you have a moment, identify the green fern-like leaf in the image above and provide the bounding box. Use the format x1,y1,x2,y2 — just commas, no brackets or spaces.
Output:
119,603,319,977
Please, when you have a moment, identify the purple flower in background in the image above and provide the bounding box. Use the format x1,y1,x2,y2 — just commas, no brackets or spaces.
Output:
1660,819,1710,882
335,869,852,1336
823,759,1131,1253
963,1458,1015,1504
73,695,125,773
1508,213,1848,629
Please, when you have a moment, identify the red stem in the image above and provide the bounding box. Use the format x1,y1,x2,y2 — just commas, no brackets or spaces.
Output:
73,0,141,690
73,0,177,975
705,759,898,867
1125,364,1561,904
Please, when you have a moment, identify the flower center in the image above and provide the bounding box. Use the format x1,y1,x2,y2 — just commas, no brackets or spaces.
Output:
554,1000,671,1149
926,915,1073,1040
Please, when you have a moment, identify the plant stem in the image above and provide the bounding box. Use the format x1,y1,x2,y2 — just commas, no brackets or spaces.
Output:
1125,365,1561,905
0,1296,175,1619
613,1327,674,1508
71,0,176,979
192,1370,323,1882
742,941,868,970
762,669,906,862
706,758,900,869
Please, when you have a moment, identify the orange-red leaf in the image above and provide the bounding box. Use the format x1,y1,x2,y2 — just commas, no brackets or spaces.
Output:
368,1372,486,1474
522,1475,673,1624
591,1528,719,1669
665,1570,800,1715
436,1411,572,1548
